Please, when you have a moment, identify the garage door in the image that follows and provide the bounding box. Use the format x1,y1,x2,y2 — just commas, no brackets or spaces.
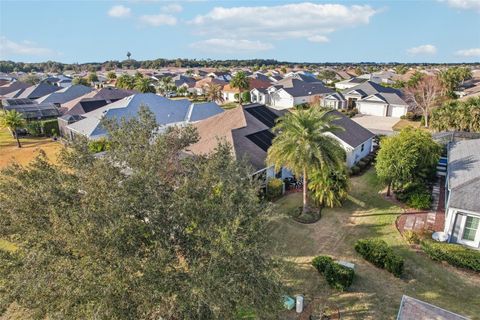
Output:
391,106,406,118
358,102,385,116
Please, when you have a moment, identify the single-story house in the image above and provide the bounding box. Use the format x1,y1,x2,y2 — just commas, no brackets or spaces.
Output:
397,295,468,320
64,93,224,140
222,78,271,102
16,83,62,100
444,139,480,249
0,81,31,97
342,81,409,117
36,85,93,106
2,98,59,120
321,92,348,110
193,78,227,96
207,71,232,82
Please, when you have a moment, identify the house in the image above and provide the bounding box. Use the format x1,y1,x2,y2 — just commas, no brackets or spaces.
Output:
173,74,196,88
0,81,31,97
59,87,136,115
321,92,348,110
193,77,227,96
335,77,368,90
222,78,271,102
15,83,62,100
41,75,73,88
64,93,223,140
1,98,59,120
188,104,289,181
36,85,93,106
342,81,409,117
207,71,232,82
444,139,480,249
257,76,334,110
325,110,375,167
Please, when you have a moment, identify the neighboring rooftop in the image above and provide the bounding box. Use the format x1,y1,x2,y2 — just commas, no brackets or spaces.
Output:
328,110,375,148
397,295,469,320
36,85,93,104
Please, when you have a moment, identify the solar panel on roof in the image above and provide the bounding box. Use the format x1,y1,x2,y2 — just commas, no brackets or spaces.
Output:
246,129,275,152
245,106,279,128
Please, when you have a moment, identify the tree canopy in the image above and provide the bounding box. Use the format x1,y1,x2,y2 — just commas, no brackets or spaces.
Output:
0,108,283,319
375,127,441,196
430,97,480,133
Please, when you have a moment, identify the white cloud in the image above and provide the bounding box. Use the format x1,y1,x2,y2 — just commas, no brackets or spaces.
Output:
190,38,274,54
455,48,480,57
108,5,131,18
161,3,183,13
0,37,55,56
139,14,177,26
307,35,330,43
189,3,378,42
407,44,437,55
441,0,480,11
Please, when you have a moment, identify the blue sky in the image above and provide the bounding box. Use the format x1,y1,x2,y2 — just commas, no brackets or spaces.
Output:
1,0,479,63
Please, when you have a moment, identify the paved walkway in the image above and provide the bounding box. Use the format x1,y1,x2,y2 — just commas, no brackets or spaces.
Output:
396,177,445,234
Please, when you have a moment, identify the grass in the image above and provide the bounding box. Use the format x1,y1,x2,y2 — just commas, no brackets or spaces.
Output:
270,169,480,320
221,102,240,110
392,119,423,131
0,239,17,252
0,128,62,169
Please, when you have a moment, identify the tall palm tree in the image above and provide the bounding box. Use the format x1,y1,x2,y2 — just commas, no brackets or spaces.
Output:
267,108,345,212
204,83,224,103
230,71,249,104
0,110,26,148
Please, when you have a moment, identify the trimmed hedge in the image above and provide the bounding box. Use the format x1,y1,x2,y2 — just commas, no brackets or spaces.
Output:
354,238,404,277
311,255,354,291
312,255,333,273
421,240,480,272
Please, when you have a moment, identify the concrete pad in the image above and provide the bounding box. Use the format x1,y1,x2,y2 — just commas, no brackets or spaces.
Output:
352,115,400,134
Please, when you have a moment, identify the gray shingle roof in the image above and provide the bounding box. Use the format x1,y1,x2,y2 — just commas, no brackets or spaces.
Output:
36,85,93,104
66,93,223,139
281,79,334,97
17,83,62,99
447,139,480,212
328,110,375,148
342,80,402,96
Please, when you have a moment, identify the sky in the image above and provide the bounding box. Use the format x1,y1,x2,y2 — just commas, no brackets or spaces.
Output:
0,0,479,63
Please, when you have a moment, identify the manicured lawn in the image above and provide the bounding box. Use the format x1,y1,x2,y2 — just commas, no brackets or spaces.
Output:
270,169,480,319
0,128,62,169
221,102,239,110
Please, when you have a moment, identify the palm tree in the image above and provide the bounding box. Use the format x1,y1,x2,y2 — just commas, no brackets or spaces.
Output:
267,108,345,212
126,51,131,60
0,110,26,148
230,71,249,104
309,168,348,208
204,83,224,103
134,77,155,93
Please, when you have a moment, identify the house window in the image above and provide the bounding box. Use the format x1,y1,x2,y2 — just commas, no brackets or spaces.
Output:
361,144,364,152
462,216,479,241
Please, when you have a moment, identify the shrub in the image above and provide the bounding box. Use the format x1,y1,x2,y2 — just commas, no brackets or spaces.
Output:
403,230,420,244
266,178,283,200
407,192,431,209
26,121,42,136
88,138,109,153
421,240,480,272
241,91,251,103
350,165,360,176
355,238,404,277
312,255,333,274
324,262,354,291
357,159,368,170
41,119,59,137
312,255,354,291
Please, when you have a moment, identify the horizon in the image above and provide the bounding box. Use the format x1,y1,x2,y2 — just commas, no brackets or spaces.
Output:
1,1,479,64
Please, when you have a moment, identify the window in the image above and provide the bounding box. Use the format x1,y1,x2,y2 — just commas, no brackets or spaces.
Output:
361,144,364,152
462,216,479,241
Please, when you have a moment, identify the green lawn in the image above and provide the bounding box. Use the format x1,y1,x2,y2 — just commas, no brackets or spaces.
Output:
221,102,240,110
270,169,480,319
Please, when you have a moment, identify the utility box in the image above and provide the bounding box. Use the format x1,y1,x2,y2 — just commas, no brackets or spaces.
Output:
295,295,304,313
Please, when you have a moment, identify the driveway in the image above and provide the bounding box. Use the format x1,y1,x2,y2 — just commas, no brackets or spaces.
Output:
351,115,400,135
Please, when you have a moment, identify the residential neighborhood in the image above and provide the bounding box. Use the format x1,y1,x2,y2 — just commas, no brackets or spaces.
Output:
1,1,479,319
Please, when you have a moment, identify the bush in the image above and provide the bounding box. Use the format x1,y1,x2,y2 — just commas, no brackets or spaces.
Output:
324,262,354,291
350,165,360,176
403,230,420,244
312,255,333,274
266,178,283,200
241,91,251,103
26,121,42,136
395,183,432,209
41,119,59,137
421,240,480,272
311,255,354,291
88,138,109,153
407,192,431,209
354,238,404,277
357,159,368,170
